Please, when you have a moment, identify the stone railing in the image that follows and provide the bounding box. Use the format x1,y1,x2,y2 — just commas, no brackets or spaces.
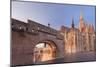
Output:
11,18,63,40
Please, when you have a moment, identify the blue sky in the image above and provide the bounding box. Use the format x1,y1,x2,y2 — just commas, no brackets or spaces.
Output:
12,1,96,30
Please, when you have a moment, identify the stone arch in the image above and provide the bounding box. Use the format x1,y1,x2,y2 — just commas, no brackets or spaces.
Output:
33,39,58,63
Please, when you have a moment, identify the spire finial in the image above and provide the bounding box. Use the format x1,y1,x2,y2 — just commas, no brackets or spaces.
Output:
80,11,83,20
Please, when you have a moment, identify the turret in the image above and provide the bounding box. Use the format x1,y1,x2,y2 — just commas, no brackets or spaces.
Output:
89,24,95,33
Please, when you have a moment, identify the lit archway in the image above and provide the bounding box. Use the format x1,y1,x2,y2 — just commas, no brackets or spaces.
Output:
33,41,57,63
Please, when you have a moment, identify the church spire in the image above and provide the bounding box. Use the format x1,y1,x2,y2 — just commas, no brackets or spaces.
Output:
89,24,95,33
80,12,83,21
79,12,85,32
71,17,74,28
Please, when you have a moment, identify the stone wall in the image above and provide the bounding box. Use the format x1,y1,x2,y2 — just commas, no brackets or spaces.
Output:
11,18,64,66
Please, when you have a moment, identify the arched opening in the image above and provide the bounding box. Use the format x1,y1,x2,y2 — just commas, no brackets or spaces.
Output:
33,41,57,63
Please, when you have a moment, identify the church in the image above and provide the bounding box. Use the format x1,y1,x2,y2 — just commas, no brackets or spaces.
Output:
60,14,96,53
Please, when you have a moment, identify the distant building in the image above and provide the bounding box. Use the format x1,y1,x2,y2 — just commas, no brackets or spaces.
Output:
60,14,96,53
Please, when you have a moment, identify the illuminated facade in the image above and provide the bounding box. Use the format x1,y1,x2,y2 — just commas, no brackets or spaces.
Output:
60,14,96,53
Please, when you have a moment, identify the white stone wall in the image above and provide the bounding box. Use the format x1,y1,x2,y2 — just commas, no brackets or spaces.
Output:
64,29,96,53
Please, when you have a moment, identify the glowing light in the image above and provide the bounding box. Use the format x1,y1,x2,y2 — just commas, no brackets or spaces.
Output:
35,43,45,48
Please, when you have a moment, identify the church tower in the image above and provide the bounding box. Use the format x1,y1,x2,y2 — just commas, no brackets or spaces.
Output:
79,13,86,32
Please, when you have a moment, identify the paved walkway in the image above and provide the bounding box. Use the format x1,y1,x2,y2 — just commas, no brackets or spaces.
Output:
34,51,96,65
